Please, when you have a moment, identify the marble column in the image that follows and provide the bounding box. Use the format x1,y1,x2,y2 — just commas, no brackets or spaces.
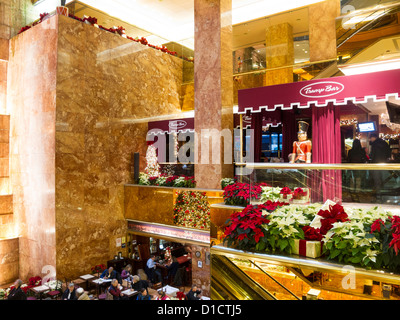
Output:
194,0,234,189
264,22,294,86
309,0,340,62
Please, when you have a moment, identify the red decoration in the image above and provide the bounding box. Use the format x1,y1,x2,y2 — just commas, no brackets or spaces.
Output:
317,204,349,235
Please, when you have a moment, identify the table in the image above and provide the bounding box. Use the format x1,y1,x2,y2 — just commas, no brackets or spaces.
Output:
158,285,180,298
90,278,112,297
121,289,138,299
30,285,50,300
79,274,95,291
177,255,191,264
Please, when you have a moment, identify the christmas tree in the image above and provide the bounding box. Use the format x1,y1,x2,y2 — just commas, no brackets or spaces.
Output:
145,144,160,177
173,191,210,229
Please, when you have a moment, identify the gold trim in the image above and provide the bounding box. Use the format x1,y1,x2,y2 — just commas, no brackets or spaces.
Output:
211,244,400,285
234,162,400,170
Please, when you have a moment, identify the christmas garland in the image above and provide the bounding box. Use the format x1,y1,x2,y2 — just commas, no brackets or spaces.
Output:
17,12,194,63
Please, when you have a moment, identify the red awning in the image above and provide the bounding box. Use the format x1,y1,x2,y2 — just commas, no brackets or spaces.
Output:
148,117,194,135
238,69,400,113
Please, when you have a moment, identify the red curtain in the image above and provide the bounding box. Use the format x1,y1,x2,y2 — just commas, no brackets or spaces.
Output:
251,113,262,162
311,103,342,203
281,109,297,162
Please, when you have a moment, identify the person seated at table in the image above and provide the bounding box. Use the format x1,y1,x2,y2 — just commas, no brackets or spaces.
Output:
166,256,179,282
76,287,90,300
100,266,117,280
136,287,151,301
186,284,201,300
146,255,163,285
131,275,149,294
157,290,169,301
121,264,133,282
62,282,77,300
108,279,128,300
7,279,27,300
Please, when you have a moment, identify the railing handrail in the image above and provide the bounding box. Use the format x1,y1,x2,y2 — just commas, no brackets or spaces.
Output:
234,162,400,170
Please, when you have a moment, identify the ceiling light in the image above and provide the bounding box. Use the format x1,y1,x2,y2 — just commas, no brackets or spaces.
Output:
339,58,400,76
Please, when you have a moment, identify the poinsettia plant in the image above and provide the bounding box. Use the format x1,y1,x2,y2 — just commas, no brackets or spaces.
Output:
173,191,210,229
302,226,323,241
280,187,292,199
260,186,282,202
91,264,106,275
367,215,400,271
317,203,349,235
223,204,271,251
292,187,307,200
221,177,236,189
223,182,266,207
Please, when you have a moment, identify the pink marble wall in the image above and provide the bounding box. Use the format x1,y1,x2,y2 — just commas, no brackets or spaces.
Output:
54,15,183,279
194,0,234,189
8,17,58,280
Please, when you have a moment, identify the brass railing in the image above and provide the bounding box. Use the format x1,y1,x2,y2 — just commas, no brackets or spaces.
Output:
211,244,400,285
234,162,400,171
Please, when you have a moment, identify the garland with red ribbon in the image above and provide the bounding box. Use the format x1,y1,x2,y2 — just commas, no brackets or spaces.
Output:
18,12,194,63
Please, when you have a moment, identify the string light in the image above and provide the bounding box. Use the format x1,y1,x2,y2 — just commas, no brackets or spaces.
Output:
340,119,358,126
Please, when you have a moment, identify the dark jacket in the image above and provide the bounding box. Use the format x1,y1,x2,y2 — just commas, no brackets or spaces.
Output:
132,280,148,293
348,148,367,163
100,269,116,278
61,288,77,300
7,287,27,300
167,262,180,277
108,285,121,300
136,293,151,300
186,289,201,300
370,138,391,163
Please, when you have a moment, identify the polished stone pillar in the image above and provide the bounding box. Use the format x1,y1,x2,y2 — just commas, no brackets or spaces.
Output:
264,22,294,86
309,0,340,62
194,0,234,189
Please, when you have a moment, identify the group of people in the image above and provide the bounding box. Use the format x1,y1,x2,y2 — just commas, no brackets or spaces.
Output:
5,272,203,301
347,133,392,200
145,255,180,286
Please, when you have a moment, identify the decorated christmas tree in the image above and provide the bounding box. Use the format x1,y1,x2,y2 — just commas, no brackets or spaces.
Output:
145,144,160,177
173,191,211,229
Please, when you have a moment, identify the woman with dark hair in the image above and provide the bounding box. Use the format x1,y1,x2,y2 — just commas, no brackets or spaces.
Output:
348,139,367,164
347,139,367,198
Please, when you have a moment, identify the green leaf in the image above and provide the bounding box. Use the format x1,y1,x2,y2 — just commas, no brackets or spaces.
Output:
258,241,266,251
330,249,341,259
337,241,348,249
350,256,362,264
279,239,288,252
268,236,276,248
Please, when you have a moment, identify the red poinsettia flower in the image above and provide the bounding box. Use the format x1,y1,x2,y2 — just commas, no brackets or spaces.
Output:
389,233,400,255
302,226,323,241
317,204,349,235
280,187,292,195
370,219,385,233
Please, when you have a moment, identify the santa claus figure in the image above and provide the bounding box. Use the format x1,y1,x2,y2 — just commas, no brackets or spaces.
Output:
289,121,312,163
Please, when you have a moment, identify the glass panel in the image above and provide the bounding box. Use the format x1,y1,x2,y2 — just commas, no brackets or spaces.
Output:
249,166,400,206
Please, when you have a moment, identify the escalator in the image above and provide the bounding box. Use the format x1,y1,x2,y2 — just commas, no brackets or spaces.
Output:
211,254,277,300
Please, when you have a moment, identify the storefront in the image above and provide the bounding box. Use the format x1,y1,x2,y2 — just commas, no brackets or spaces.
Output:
210,69,400,300
237,68,400,166
125,219,210,294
